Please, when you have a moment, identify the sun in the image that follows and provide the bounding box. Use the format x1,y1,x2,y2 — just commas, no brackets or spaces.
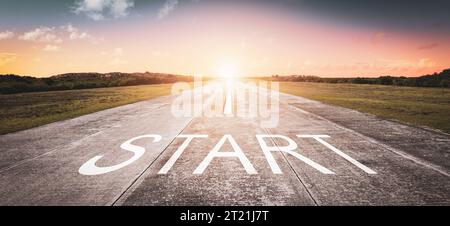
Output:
217,60,238,78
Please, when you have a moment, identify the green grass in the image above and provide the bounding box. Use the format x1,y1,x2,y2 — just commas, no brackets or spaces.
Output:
2,81,449,135
279,82,450,134
0,84,173,135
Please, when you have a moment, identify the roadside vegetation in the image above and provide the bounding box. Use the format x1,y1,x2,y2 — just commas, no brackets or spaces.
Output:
279,82,450,134
260,68,450,88
1,70,449,135
0,72,193,94
0,84,173,134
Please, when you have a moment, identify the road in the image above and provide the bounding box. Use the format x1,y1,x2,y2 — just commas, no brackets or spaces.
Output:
0,80,449,205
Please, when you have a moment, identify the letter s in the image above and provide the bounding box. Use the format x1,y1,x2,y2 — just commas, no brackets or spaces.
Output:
78,135,162,176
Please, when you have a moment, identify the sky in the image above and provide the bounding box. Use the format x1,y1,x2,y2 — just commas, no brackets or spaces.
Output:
0,0,450,77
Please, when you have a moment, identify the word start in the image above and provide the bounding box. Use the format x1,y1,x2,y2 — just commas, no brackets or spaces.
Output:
78,134,377,176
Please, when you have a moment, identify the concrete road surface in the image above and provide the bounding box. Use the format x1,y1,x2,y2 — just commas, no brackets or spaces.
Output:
0,80,449,205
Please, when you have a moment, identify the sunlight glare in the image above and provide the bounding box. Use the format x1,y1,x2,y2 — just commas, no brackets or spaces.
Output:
217,60,238,78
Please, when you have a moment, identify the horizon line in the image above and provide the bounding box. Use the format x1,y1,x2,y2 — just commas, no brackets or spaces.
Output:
1,68,449,79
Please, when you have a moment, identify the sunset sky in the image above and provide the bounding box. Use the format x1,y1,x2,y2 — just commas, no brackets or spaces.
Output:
1,0,450,77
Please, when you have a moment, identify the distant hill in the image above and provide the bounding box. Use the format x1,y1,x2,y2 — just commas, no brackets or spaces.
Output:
0,72,193,94
262,68,450,88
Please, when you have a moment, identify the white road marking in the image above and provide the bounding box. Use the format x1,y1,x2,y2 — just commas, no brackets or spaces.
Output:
158,134,208,174
256,134,335,174
194,134,257,174
288,104,310,114
297,135,377,174
79,135,162,176
285,96,449,177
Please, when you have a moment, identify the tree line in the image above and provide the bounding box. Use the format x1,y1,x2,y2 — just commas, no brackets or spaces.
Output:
2,68,449,94
0,72,194,94
262,68,450,88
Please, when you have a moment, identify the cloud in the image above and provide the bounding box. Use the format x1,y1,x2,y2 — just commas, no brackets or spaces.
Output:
158,0,178,19
110,0,134,18
0,53,18,67
19,27,62,43
418,42,438,50
43,44,61,52
61,24,91,40
73,0,134,20
18,24,99,49
0,31,15,40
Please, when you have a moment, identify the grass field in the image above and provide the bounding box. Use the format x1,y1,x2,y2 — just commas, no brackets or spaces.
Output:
1,81,449,135
0,84,173,135
279,82,450,134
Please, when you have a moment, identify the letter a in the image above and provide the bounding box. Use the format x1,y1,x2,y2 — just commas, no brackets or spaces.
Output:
194,135,257,174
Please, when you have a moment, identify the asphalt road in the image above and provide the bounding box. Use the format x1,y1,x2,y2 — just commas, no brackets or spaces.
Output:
0,81,449,205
